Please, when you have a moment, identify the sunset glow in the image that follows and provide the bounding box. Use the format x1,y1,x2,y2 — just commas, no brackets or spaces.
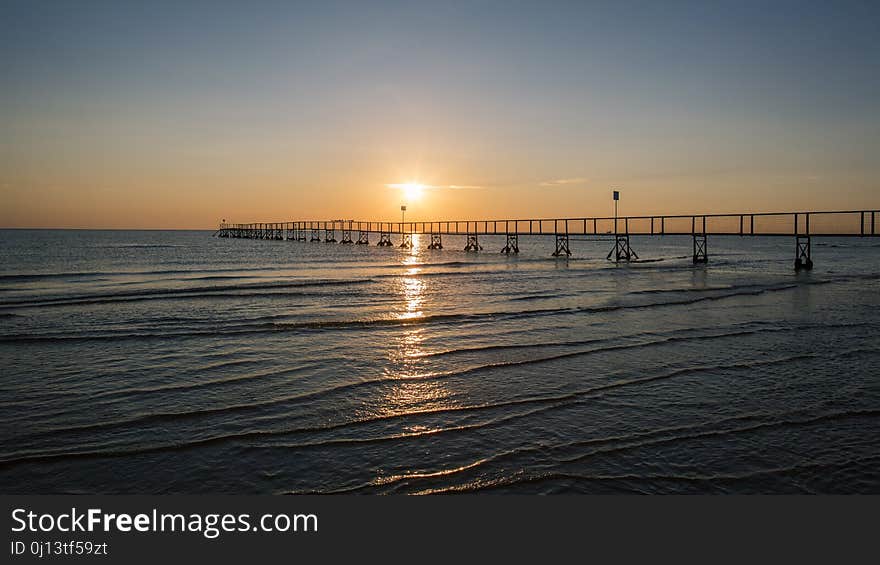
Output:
1,2,878,229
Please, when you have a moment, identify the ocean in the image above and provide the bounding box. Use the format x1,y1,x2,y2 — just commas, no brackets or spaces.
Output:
1,229,878,494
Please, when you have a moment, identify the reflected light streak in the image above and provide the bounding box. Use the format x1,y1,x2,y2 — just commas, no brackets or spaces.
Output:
398,272,425,320
368,258,458,435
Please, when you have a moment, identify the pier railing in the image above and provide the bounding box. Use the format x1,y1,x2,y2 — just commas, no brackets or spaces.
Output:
219,210,878,238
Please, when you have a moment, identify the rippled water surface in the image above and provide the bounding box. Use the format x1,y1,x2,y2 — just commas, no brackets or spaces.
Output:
1,229,878,493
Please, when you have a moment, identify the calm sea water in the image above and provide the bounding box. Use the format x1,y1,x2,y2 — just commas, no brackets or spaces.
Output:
1,229,878,494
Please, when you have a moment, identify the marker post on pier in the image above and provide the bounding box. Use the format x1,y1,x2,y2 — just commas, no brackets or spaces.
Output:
399,206,414,248
607,189,638,262
613,190,619,233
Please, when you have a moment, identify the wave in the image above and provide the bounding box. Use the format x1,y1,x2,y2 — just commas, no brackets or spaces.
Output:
407,409,880,494
0,278,834,342
836,273,880,283
0,265,317,282
373,268,589,282
629,257,673,263
0,256,590,284
628,285,742,295
0,273,102,283
0,404,546,471
88,362,316,402
414,320,875,360
4,290,323,309
8,345,873,469
510,293,571,301
91,244,185,249
300,407,880,494
487,453,880,494
7,354,875,476
14,318,872,419
175,275,276,281
0,278,374,309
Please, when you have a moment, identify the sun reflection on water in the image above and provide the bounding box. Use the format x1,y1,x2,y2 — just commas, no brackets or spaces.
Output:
398,274,425,320
398,235,425,321
380,325,455,427
376,243,457,420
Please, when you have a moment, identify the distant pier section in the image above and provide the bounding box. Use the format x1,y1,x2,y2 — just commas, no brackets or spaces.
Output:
215,209,879,270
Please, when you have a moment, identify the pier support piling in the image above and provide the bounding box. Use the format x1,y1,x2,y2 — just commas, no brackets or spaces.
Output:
464,233,482,252
501,233,519,254
310,229,321,242
341,230,353,244
693,234,708,264
400,233,413,249
795,235,813,270
428,233,443,249
552,233,570,257
356,231,369,245
377,233,393,246
607,235,639,262
324,228,337,243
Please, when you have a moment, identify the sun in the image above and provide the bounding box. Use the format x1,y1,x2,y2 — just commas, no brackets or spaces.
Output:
389,182,425,201
402,182,424,201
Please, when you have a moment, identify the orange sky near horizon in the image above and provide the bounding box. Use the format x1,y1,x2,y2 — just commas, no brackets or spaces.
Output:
2,157,876,229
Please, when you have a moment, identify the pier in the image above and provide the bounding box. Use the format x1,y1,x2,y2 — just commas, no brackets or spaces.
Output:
215,209,879,270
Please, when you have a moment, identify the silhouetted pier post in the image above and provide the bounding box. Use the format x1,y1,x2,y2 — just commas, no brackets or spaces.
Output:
323,221,337,243
377,222,393,246
501,220,519,254
341,220,353,244
427,223,443,249
399,222,413,249
356,222,370,244
552,219,571,257
795,236,812,270
795,213,813,270
464,222,482,251
428,233,443,249
608,217,638,262
693,216,708,264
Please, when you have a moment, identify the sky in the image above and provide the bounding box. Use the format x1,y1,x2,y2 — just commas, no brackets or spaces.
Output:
1,0,879,228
